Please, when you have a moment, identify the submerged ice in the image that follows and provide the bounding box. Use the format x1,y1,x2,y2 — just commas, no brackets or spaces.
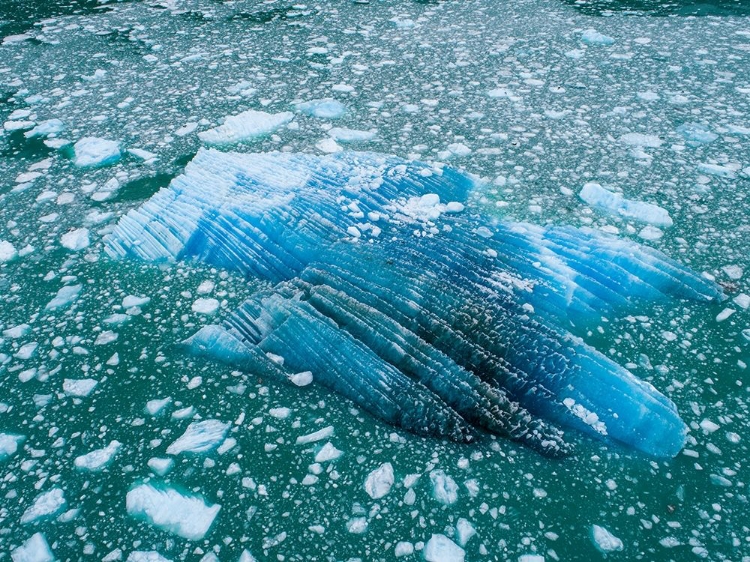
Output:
105,150,722,458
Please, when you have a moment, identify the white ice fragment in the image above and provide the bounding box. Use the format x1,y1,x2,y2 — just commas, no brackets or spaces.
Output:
456,518,477,547
424,534,465,562
63,378,98,397
581,29,615,45
315,442,343,462
700,419,720,434
147,457,174,476
4,324,31,338
198,110,293,145
316,137,342,153
638,225,664,241
328,128,376,143
21,488,66,524
518,556,545,562
288,371,313,386
126,484,220,540
591,525,624,553
430,470,458,505
238,551,258,562
94,331,118,345
722,265,743,280
60,227,91,251
716,308,735,322
74,440,122,471
346,517,368,534
269,407,291,419
364,462,394,499
11,533,54,562
0,240,19,263
46,284,82,310
166,420,230,455
192,298,219,314
296,426,334,445
580,183,672,226
25,119,65,139
733,294,750,309
126,552,172,562
394,542,414,557
0,433,25,460
620,133,663,148
295,99,346,119
123,295,150,308
698,163,736,178
73,137,121,167
145,397,171,416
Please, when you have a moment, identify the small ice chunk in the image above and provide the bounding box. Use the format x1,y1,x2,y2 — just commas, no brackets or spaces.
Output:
364,462,394,499
126,552,172,562
315,442,343,462
74,440,122,471
716,308,735,322
288,371,313,386
581,29,615,45
73,137,121,167
123,295,150,308
328,128,376,143
147,457,174,476
21,488,66,524
733,293,750,309
63,378,98,397
722,265,743,280
456,518,477,547
145,397,171,416
295,99,346,119
296,426,334,445
676,123,717,146
0,240,18,263
346,517,368,534
25,119,65,139
166,420,230,455
192,298,219,314
620,133,663,148
316,137,342,153
638,225,664,241
430,470,458,505
11,533,54,562
698,163,736,178
0,433,25,460
126,483,220,540
591,525,623,553
424,534,465,562
198,110,293,145
46,284,82,310
394,542,414,557
4,324,31,338
94,331,118,345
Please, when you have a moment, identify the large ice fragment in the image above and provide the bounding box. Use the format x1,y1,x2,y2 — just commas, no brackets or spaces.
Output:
0,433,25,460
105,150,723,458
21,488,66,524
126,483,221,540
73,137,121,167
198,110,293,145
580,183,672,226
166,420,230,455
12,533,54,562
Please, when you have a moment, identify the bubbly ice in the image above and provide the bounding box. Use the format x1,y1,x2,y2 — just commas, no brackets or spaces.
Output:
126,483,221,540
73,137,121,167
166,420,230,455
198,110,293,145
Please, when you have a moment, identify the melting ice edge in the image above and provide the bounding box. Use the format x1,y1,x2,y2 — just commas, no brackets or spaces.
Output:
104,149,722,458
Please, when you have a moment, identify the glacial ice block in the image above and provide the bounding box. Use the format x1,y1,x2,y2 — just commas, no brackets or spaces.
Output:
104,149,723,457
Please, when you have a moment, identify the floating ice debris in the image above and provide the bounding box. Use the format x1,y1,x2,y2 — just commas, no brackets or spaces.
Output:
364,462,394,499
105,150,723,458
126,483,221,540
346,517,368,534
424,534,465,562
328,128,376,143
638,225,664,241
395,542,414,557
581,29,614,45
63,378,98,397
25,119,64,139
126,552,172,562
73,137,121,167
430,470,459,505
456,518,476,547
45,284,82,310
722,265,743,280
60,228,91,251
316,137,342,154
698,163,737,178
147,457,174,476
295,99,346,119
145,397,171,416
314,442,343,462
123,295,150,308
580,183,673,227
198,110,293,145
166,420,230,455
0,433,25,460
0,240,18,263
591,525,624,553
11,533,54,562
289,370,313,386
620,133,663,148
192,298,220,314
74,441,122,471
21,488,66,524
676,123,718,146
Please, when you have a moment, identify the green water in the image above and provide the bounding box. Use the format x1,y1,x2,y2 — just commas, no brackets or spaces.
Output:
1,0,748,561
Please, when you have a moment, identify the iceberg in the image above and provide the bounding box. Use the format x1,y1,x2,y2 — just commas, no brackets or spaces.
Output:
105,149,723,458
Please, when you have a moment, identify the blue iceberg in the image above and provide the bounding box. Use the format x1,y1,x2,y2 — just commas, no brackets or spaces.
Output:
105,149,722,458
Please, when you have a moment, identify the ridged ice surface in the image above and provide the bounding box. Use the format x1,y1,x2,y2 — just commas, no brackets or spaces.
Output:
105,149,722,457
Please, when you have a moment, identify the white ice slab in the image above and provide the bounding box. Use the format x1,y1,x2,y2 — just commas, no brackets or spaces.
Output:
424,534,465,562
580,183,672,227
73,137,121,167
0,433,25,460
45,284,82,310
198,110,293,145
21,488,66,524
364,462,394,499
74,440,121,471
166,420,230,455
591,525,623,553
11,533,54,562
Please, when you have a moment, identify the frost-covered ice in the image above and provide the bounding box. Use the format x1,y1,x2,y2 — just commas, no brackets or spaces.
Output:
198,110,293,145
0,433,25,460
74,441,122,471
126,484,220,540
580,183,673,226
11,533,54,562
591,525,624,553
364,462,394,499
424,534,465,562
63,378,98,397
295,99,346,119
60,228,91,251
73,137,121,167
21,488,66,524
45,284,82,310
0,240,18,263
166,420,230,455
